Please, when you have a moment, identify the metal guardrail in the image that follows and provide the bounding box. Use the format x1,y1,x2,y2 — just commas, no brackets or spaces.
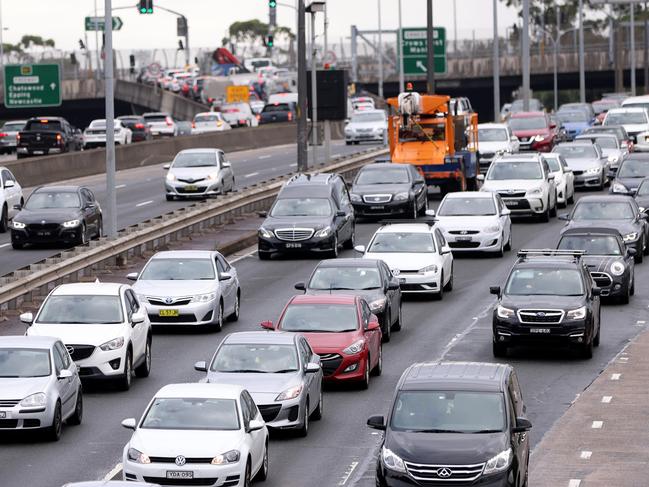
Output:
0,147,388,312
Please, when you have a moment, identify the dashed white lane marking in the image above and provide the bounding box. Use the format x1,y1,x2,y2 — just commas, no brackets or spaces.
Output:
568,480,582,487
0,243,10,249
258,155,271,159
602,396,613,403
244,172,259,178
338,461,358,486
619,356,629,362
103,463,122,481
611,373,621,380
290,162,297,167
580,451,592,460
135,200,153,207
591,421,603,429
229,247,258,264
637,320,646,324
115,184,126,189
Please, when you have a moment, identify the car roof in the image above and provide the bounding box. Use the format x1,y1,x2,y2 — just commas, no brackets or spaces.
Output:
510,111,545,118
443,191,494,199
278,184,332,199
285,173,338,186
176,148,219,154
289,294,358,305
0,335,58,349
561,227,623,237
317,258,380,268
622,95,649,104
51,282,123,296
3,120,26,124
608,107,647,113
223,331,297,345
34,185,81,193
556,141,597,147
150,250,215,259
155,383,245,400
27,116,65,121
376,222,435,233
478,123,508,129
399,362,510,392
360,163,408,172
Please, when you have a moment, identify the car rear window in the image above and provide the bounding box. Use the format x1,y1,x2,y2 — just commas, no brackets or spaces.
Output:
263,104,291,113
24,120,62,131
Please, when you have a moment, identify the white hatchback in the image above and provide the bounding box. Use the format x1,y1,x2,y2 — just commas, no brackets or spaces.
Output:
0,166,23,232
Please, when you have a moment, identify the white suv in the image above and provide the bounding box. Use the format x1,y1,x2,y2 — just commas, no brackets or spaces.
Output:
480,153,557,222
23,282,152,391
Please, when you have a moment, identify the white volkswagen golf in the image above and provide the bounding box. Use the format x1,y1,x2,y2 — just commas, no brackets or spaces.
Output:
121,383,269,486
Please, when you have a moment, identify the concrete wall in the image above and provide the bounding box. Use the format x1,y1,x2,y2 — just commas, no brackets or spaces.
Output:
114,80,208,121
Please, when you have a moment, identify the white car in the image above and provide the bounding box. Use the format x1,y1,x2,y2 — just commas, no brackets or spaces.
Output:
603,107,649,151
434,191,512,256
345,110,387,145
479,153,558,222
355,221,454,299
83,119,132,149
143,112,178,137
220,103,259,128
477,123,520,172
23,282,152,391
542,153,575,207
0,166,23,232
121,383,269,485
129,250,241,330
191,112,231,135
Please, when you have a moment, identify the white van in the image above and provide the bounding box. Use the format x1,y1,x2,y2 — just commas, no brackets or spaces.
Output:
268,92,298,105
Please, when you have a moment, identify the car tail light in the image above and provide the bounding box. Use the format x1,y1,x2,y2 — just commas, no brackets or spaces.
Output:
288,111,293,121
56,133,62,141
165,117,173,126
239,119,246,125
0,133,7,137
256,114,261,121
16,133,20,141
135,123,145,129
192,122,196,128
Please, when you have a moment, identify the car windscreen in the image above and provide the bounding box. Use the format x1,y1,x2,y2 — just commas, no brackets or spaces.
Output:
637,181,649,195
505,268,584,296
355,167,410,185
478,128,508,142
586,137,617,149
143,115,167,122
270,198,332,217
553,145,597,159
309,266,381,290
544,156,561,172
605,111,647,125
0,348,51,378
487,161,542,180
3,122,25,131
36,295,123,324
139,258,215,280
172,152,218,168
557,111,589,123
617,159,649,178
211,344,299,373
508,116,547,130
390,391,505,433
572,201,636,220
583,127,623,141
280,304,359,333
350,113,384,123
24,120,62,131
437,197,496,216
195,114,220,123
558,235,623,255
263,103,291,113
25,191,80,209
141,398,240,431
368,232,435,253
593,101,619,114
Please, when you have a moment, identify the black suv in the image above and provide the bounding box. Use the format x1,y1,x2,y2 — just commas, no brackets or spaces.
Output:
490,250,601,358
257,173,355,259
367,361,531,487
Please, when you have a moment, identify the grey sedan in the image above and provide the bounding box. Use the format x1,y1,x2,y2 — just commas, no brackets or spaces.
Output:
0,335,83,441
195,331,323,437
164,148,235,200
552,141,610,190
0,120,25,154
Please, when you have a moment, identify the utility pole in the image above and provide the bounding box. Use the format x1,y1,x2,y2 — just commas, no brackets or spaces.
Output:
493,0,500,121
310,11,318,165
453,0,458,53
645,1,648,94
94,0,101,77
631,2,636,95
0,0,4,87
378,0,384,98
554,3,560,111
522,0,530,110
104,0,117,239
297,0,308,172
578,0,585,103
398,0,405,93
426,0,435,93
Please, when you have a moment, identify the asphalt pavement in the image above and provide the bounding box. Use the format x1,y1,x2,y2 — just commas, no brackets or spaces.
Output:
0,186,647,487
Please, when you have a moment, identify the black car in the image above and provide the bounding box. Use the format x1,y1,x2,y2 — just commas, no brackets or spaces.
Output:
350,163,428,219
559,194,649,263
490,249,601,358
295,258,402,341
117,115,151,142
16,117,82,159
257,173,355,259
634,178,649,211
557,227,635,303
259,102,296,124
610,153,649,195
367,361,531,487
11,186,102,249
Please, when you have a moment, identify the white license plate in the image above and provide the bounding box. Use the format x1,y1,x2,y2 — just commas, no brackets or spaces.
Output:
504,200,520,207
33,150,44,155
370,206,384,210
530,328,551,334
0,411,7,419
398,278,406,284
167,471,194,479
285,243,302,248
152,131,160,136
456,236,472,242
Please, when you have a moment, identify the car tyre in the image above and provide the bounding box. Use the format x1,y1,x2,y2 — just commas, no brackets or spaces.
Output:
254,442,269,482
244,460,252,487
46,401,62,441
635,239,644,263
550,192,557,217
328,234,339,258
11,241,23,250
118,349,133,391
412,200,418,220
135,336,152,378
67,389,83,425
434,272,444,300
165,195,174,201
78,223,89,246
372,344,383,376
567,191,575,205
492,340,508,358
495,235,505,258
212,302,224,332
0,204,7,233
443,266,454,291
228,290,241,322
95,217,103,239
311,386,323,420
504,228,512,251
540,203,550,223
343,224,355,250
258,250,271,260
360,357,370,390
580,338,594,359
594,324,601,347
381,308,391,343
391,303,403,332
297,399,309,437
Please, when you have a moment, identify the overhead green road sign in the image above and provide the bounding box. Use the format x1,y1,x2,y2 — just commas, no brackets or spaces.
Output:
401,27,447,76
85,16,123,31
4,64,62,108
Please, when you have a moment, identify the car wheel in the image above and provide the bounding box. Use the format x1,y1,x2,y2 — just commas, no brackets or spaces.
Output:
11,241,23,250
244,460,252,487
0,204,7,233
165,194,174,201
228,290,240,322
495,235,504,258
635,239,644,263
492,340,508,358
391,303,403,332
550,192,557,217
504,228,512,251
580,338,594,359
360,357,370,390
540,203,550,222
412,200,418,220
45,401,62,441
381,309,391,343
95,217,103,239
328,234,339,258
630,275,635,295
443,265,454,291
297,399,309,437
594,324,601,347
343,224,355,249
118,350,133,391
254,442,269,481
311,386,323,420
372,344,383,376
435,272,444,300
212,302,224,332
135,336,152,378
418,195,429,216
67,388,83,425
644,235,649,255
567,191,575,205
599,173,605,190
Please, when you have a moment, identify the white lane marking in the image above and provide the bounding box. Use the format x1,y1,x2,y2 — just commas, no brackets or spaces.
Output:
290,163,297,167
258,155,271,160
244,172,259,178
568,480,582,487
103,463,122,481
115,184,126,189
229,246,259,264
637,320,646,324
602,395,613,403
591,421,603,429
0,243,10,249
338,461,358,486
135,200,153,207
580,451,592,460
619,356,629,362
611,373,621,380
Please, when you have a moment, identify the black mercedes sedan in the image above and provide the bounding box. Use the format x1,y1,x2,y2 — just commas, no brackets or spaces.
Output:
349,163,428,219
609,153,649,195
10,186,102,249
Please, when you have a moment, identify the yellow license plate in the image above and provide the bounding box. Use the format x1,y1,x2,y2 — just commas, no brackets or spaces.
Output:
159,309,179,317
185,184,198,191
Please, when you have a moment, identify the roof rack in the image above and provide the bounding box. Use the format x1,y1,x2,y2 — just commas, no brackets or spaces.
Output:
379,218,437,227
517,249,585,261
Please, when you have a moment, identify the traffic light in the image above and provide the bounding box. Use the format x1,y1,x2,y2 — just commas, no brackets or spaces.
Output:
129,54,136,74
269,0,277,7
138,0,153,14
266,35,274,47
78,39,86,50
178,40,185,51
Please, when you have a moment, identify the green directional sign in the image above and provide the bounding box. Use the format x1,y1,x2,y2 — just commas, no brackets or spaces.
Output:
85,16,123,31
401,27,447,76
4,64,62,108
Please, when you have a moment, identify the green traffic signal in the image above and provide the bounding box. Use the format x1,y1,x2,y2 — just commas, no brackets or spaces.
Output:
269,0,277,7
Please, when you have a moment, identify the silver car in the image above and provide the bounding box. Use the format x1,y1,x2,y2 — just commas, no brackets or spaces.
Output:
164,148,235,200
0,336,83,441
0,120,26,154
345,109,387,145
195,331,323,436
552,141,610,190
129,250,241,331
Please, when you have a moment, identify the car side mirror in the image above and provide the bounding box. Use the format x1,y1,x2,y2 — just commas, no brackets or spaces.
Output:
441,246,452,255
547,174,555,181
58,369,73,380
336,210,346,218
425,209,436,217
247,419,265,432
131,311,145,325
222,162,231,168
260,320,275,330
163,163,171,170
366,320,381,331
4,180,14,188
367,415,386,430
639,213,648,220
387,281,400,291
501,208,511,216
12,204,22,211
477,174,485,182
20,312,33,325
627,248,637,257
592,286,601,296
558,213,570,221
219,272,233,281
513,417,533,433
489,286,501,297
121,418,137,430
126,272,138,281
294,282,306,291
305,362,320,374
194,361,208,372
354,244,366,253
564,168,573,173
258,210,268,218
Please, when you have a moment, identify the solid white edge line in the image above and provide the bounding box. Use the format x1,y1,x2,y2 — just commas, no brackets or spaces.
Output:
338,461,359,486
580,451,592,460
601,395,613,403
591,420,603,429
244,172,260,178
135,200,153,207
611,373,621,380
568,480,582,487
103,462,122,481
115,184,127,189
0,243,10,249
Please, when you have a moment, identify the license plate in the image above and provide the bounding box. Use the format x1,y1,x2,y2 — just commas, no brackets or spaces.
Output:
37,231,51,236
152,131,160,135
398,278,406,284
166,471,193,479
33,150,44,155
504,200,520,207
159,309,179,317
530,328,551,334
285,243,302,248
184,185,198,191
0,411,6,419
456,236,472,242
370,206,384,210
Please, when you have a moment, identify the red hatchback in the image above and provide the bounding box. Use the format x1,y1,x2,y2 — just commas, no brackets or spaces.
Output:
261,295,382,389
509,111,557,152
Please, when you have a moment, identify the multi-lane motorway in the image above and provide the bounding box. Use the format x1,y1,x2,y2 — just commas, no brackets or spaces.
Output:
0,185,646,487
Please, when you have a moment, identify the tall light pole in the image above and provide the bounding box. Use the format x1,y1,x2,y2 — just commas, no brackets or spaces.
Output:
104,0,117,238
0,0,4,85
426,0,435,93
378,0,384,98
310,9,318,165
554,3,560,111
522,0,530,110
398,0,405,93
453,0,458,53
578,0,585,102
630,2,636,95
493,0,500,121
297,0,308,171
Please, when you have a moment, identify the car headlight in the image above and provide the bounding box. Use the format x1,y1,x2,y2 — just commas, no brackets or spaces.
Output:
610,261,625,276
100,336,125,351
350,193,362,203
345,127,355,134
211,450,240,465
484,225,501,233
62,219,81,228
258,227,274,238
566,306,587,320
532,134,546,142
127,448,151,464
393,192,410,201
191,293,217,303
343,339,365,355
20,392,47,407
623,232,638,242
276,384,303,401
527,187,543,195
166,172,176,181
419,264,438,274
497,305,515,319
612,182,628,193
206,173,220,181
381,447,406,473
12,221,25,229
314,227,331,238
584,167,602,175
369,298,387,312
483,448,512,475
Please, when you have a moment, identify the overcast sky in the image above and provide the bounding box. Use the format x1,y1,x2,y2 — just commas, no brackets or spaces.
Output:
1,0,520,52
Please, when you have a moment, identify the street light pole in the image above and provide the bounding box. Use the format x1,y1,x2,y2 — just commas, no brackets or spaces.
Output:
522,0,530,110
426,0,435,93
630,2,636,96
554,2,560,111
104,0,117,239
398,0,405,93
492,0,500,121
378,0,384,98
297,0,308,171
578,0,585,103
310,10,318,166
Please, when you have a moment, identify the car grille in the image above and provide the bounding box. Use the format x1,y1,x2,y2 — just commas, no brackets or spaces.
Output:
497,190,526,198
274,228,314,242
149,313,197,323
148,457,213,464
178,178,206,184
502,198,531,210
318,353,343,376
448,230,480,235
26,223,60,231
143,477,218,486
518,309,564,324
448,241,481,249
147,297,193,306
257,404,282,422
0,399,20,407
362,194,392,204
591,271,613,288
573,170,584,176
403,461,485,482
177,186,207,194
66,344,96,361
519,137,529,142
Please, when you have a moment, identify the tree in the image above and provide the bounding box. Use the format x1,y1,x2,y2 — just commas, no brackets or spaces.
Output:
20,35,56,49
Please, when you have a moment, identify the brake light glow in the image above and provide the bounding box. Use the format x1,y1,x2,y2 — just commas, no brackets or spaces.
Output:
288,112,293,121
135,123,145,129
165,117,173,127
0,133,7,137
